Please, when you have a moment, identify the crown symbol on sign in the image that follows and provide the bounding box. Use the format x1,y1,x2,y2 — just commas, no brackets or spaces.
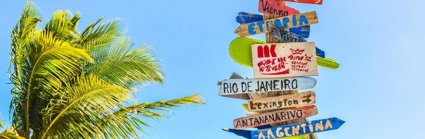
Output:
290,48,305,54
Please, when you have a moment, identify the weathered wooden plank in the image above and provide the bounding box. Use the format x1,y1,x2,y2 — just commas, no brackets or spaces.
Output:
259,0,298,17
282,0,323,5
270,26,322,57
270,26,306,43
236,12,310,38
233,105,318,129
247,91,316,112
234,11,318,36
252,42,318,78
251,117,344,139
229,37,328,69
223,118,345,139
218,77,316,99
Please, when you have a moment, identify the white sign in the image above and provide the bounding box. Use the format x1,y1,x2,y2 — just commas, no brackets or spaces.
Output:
252,42,318,78
218,77,316,99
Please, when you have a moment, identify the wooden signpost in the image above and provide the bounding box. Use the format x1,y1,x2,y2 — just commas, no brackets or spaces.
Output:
233,105,318,129
247,91,316,112
234,11,318,36
259,0,299,17
223,1,344,139
282,0,323,5
252,42,318,78
224,118,345,139
218,77,316,99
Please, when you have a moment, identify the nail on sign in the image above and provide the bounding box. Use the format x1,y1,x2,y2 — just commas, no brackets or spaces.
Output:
259,0,299,17
234,11,318,36
218,77,316,99
252,42,318,78
282,0,323,5
247,91,316,112
233,105,318,129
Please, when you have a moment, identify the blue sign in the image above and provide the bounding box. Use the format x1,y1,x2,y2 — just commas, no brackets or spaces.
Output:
223,117,345,139
236,12,264,24
236,12,310,38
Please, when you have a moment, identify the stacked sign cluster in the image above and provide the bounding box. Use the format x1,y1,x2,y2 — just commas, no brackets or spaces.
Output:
219,0,344,139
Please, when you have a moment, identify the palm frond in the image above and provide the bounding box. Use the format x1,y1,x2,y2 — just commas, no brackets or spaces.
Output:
96,94,204,138
40,74,131,139
23,30,93,136
86,37,163,87
9,2,41,136
128,94,204,112
0,127,24,139
44,10,80,42
79,19,121,50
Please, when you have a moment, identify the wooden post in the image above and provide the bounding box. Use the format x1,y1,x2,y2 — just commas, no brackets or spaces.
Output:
247,13,318,139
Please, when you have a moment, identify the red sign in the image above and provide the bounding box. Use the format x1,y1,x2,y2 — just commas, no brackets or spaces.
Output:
252,42,318,78
259,0,299,17
283,0,323,5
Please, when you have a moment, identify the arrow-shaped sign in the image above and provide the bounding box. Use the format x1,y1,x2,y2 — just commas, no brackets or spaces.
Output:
234,11,318,36
246,91,316,112
236,12,264,24
218,77,316,99
224,117,345,139
259,0,299,17
236,12,310,38
229,37,338,69
234,105,318,129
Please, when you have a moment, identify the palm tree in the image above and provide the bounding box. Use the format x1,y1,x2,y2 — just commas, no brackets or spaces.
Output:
0,119,24,139
8,2,203,139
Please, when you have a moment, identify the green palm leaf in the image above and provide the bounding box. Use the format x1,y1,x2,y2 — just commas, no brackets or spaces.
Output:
86,37,163,87
98,94,204,138
0,127,25,139
8,2,204,138
9,2,41,135
41,74,130,138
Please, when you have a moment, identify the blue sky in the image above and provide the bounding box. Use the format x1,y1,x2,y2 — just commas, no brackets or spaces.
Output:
1,0,425,138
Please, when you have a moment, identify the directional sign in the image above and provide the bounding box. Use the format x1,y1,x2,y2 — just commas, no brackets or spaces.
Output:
283,0,323,5
252,118,344,139
252,42,318,78
259,0,299,17
224,117,345,139
237,12,264,24
270,26,306,43
229,37,329,69
270,26,322,57
218,77,316,99
317,56,339,69
233,105,318,129
236,12,310,38
234,11,318,36
247,91,316,112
